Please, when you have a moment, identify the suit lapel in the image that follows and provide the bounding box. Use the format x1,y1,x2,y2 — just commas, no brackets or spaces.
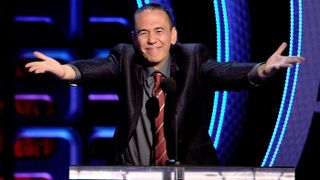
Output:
126,58,144,142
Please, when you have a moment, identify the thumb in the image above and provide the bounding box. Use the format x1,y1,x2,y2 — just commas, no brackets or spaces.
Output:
274,42,288,55
33,51,56,61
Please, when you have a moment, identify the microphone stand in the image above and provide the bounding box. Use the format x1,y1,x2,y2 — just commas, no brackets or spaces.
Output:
173,119,184,180
161,77,183,180
174,116,183,180
165,121,183,180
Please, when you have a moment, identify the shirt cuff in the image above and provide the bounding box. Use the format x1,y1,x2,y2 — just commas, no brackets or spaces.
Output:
248,62,266,86
67,64,81,86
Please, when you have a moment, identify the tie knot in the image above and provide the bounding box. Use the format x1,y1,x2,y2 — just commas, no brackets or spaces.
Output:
152,72,163,96
153,72,162,84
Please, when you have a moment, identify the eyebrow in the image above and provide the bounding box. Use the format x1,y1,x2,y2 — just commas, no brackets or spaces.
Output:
154,27,165,31
136,27,165,34
136,29,148,34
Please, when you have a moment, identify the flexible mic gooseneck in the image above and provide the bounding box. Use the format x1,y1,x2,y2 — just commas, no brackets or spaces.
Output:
160,77,180,165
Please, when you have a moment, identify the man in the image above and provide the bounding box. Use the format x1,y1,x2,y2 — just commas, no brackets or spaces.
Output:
25,3,304,166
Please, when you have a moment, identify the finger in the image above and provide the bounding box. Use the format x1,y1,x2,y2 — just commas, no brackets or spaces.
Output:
284,56,305,64
28,66,39,72
286,55,304,60
34,69,46,74
295,56,305,62
274,42,288,55
33,51,55,61
25,63,32,68
286,56,305,61
279,64,293,68
25,61,38,68
28,67,35,73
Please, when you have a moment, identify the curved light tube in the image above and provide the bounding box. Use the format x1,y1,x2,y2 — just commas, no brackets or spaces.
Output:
261,0,303,167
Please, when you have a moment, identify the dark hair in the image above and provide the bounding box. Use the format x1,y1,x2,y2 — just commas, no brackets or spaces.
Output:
133,3,175,28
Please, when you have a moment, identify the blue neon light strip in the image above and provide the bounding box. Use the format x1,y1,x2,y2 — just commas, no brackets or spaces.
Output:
221,0,230,61
270,0,303,166
88,94,119,101
209,0,229,149
209,92,219,137
14,16,53,24
213,0,222,62
136,0,143,8
261,0,302,167
136,0,150,8
16,127,80,164
70,0,79,38
208,0,222,138
214,91,228,148
67,86,82,121
19,49,74,62
15,94,53,102
89,17,129,27
214,0,229,148
89,126,116,141
14,172,53,180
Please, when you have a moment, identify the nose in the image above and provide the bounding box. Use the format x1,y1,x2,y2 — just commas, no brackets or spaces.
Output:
147,32,156,44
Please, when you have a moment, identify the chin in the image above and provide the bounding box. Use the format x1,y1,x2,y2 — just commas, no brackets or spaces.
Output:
146,57,162,63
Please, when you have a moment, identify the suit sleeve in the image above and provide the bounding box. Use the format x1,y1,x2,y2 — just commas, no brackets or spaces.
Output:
200,59,260,91
68,44,125,86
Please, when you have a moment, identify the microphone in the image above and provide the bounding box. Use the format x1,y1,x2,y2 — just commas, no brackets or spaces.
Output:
160,77,177,93
145,77,176,120
146,96,159,120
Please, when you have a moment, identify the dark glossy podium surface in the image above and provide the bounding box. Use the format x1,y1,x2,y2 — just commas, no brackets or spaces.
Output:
69,165,295,179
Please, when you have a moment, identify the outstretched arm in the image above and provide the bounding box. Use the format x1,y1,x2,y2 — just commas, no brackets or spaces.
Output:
257,42,305,79
25,51,76,80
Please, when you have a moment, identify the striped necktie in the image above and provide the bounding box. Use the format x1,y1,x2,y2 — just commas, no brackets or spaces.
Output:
152,72,167,165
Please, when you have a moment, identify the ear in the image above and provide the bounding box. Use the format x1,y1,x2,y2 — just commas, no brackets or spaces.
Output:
131,31,138,47
171,27,178,45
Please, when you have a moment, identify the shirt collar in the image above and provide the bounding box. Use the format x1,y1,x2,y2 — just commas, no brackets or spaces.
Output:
144,56,171,88
144,56,171,78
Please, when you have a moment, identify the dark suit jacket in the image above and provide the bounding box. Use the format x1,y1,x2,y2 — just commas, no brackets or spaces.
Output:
71,43,257,165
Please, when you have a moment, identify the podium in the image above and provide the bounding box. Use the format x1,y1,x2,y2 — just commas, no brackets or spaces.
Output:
69,165,295,180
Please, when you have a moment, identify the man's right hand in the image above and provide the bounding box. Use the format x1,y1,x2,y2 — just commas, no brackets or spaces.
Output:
25,51,76,80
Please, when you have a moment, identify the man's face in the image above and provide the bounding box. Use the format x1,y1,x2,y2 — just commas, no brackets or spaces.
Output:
133,9,177,70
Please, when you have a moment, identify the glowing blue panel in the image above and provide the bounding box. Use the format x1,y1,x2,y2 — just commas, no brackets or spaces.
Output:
16,127,81,164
